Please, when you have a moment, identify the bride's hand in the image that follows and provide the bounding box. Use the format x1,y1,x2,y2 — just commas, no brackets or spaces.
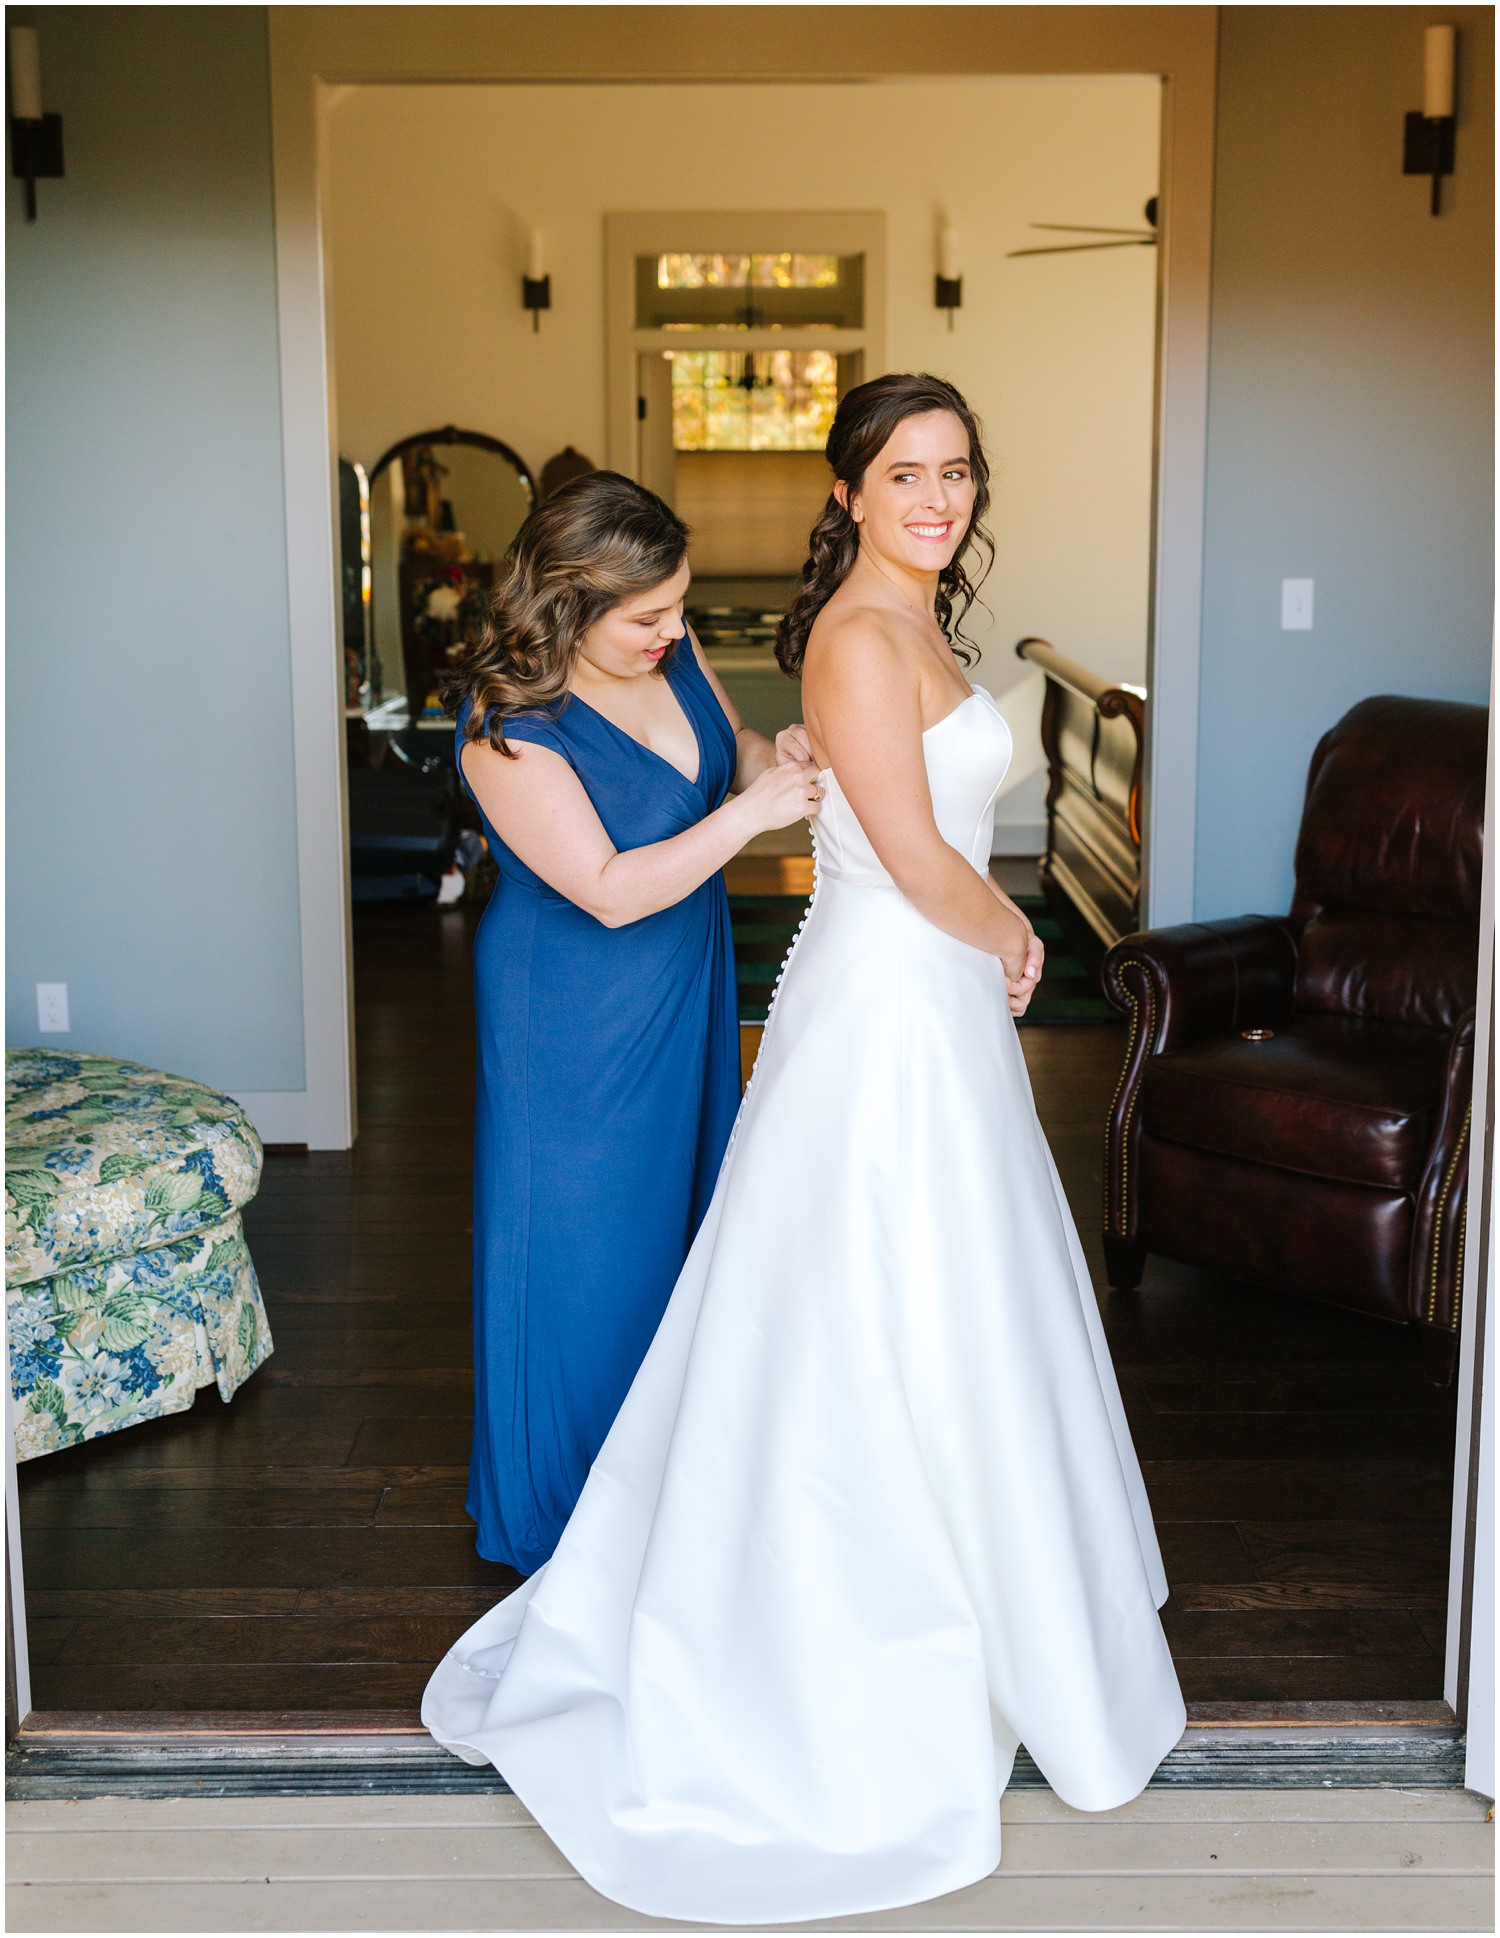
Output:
1006,929,1045,1017
775,725,814,767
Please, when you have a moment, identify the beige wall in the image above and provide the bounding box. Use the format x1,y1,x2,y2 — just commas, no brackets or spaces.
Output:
278,6,1215,81
324,76,1161,845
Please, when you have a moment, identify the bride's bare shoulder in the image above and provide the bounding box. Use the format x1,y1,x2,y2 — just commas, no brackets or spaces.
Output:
804,596,914,702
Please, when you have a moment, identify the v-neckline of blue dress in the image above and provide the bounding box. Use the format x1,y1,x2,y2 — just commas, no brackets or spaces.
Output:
565,642,706,793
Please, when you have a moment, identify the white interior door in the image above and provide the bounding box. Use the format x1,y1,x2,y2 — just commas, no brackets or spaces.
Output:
636,352,676,503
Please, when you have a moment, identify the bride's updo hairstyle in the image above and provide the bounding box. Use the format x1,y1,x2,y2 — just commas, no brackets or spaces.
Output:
447,470,690,757
776,372,993,677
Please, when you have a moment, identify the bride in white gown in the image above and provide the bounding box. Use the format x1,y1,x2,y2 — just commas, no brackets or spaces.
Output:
423,372,1186,1923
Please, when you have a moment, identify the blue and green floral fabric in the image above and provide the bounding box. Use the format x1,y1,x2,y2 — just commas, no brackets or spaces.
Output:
6,1049,273,1460
6,1050,263,1288
9,1211,274,1461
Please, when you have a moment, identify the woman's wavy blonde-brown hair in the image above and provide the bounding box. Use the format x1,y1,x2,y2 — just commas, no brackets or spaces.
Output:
445,470,691,755
775,372,993,677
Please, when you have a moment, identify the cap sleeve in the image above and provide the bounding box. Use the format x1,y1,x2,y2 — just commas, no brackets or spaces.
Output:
495,711,576,767
454,703,577,806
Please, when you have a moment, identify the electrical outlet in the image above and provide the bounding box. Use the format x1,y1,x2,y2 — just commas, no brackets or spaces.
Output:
36,982,69,1032
1281,578,1314,631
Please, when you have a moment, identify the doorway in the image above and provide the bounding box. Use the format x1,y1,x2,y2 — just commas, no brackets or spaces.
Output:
5,56,1488,1782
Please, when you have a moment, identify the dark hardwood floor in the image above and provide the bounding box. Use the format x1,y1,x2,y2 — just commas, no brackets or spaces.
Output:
18,892,1457,1715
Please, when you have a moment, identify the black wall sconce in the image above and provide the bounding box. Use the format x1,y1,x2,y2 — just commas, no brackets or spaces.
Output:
522,227,551,333
1403,23,1457,215
934,223,961,331
9,26,63,222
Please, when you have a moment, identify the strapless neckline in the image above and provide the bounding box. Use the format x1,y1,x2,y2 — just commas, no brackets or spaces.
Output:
815,687,987,781
810,686,1011,886
922,686,986,738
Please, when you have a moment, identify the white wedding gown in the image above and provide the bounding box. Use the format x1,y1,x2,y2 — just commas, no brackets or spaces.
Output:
423,686,1187,1924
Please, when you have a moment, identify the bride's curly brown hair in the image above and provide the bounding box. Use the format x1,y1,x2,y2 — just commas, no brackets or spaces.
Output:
776,372,993,677
445,471,690,756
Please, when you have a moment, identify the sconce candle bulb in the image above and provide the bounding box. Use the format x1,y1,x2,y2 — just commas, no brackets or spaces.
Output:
1423,24,1456,119
938,225,960,282
9,26,42,121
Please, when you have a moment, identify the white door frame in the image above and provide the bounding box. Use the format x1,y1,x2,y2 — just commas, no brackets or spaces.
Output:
1446,662,1497,1798
264,66,357,1156
9,11,1488,1776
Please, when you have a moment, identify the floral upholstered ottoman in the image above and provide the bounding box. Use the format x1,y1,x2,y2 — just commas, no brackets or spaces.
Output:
5,1050,274,1460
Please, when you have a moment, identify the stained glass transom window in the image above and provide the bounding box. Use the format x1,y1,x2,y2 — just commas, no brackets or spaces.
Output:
656,253,840,290
670,350,838,453
636,254,863,331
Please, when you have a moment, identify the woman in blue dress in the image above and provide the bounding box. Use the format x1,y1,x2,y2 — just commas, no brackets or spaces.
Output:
445,471,822,1575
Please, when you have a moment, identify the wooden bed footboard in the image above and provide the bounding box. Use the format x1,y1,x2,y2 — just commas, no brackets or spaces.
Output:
1015,636,1145,947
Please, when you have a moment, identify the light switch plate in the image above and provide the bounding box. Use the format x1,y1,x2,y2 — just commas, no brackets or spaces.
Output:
1281,578,1314,630
36,982,69,1032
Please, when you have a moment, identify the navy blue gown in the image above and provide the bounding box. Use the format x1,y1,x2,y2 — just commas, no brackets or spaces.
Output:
456,640,741,1574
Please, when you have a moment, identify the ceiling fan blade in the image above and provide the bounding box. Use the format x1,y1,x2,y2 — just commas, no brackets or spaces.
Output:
1006,239,1156,258
1028,222,1156,236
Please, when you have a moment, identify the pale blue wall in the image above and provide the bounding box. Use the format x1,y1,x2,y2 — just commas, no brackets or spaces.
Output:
5,6,304,1090
1195,5,1494,920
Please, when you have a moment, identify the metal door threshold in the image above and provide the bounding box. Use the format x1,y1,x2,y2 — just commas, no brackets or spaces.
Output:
7,1705,1469,1801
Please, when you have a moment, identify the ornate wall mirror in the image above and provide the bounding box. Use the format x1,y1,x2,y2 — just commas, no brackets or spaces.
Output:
365,426,536,725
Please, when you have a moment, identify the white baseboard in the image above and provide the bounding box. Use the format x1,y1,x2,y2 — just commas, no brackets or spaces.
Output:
229,1089,310,1147
992,819,1047,858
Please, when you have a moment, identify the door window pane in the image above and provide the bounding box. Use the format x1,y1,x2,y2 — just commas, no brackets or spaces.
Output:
670,350,838,452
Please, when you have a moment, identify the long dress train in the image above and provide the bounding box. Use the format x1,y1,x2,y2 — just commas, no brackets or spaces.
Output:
424,685,1187,1924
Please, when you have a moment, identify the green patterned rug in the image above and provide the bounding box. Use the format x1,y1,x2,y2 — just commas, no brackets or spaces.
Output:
729,891,1119,1027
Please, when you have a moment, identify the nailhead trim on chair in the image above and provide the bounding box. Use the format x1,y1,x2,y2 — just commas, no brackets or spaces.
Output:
1425,1101,1470,1330
1103,961,1154,1239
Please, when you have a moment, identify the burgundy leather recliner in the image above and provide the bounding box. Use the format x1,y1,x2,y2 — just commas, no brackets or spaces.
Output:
1101,695,1485,1382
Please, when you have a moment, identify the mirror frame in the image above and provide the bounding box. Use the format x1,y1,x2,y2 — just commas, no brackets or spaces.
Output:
365,425,538,720
368,423,538,503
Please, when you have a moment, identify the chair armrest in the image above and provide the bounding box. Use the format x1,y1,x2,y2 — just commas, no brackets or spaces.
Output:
1100,916,1300,1245
1102,915,1301,1054
1413,1009,1475,1334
